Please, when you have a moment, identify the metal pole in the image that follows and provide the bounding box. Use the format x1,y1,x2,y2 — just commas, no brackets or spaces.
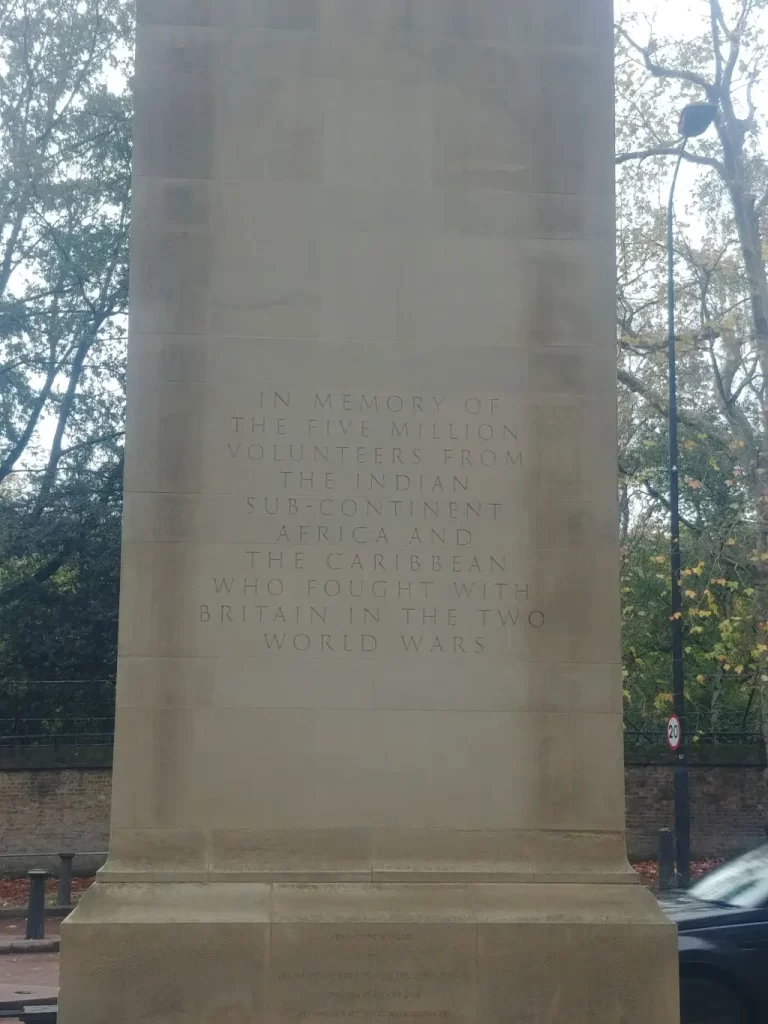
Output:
57,852,75,908
668,139,691,887
26,869,47,940
658,828,676,891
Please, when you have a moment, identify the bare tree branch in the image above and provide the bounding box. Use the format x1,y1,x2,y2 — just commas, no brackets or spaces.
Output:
34,310,110,515
616,145,725,175
618,367,732,448
616,24,718,100
643,478,702,533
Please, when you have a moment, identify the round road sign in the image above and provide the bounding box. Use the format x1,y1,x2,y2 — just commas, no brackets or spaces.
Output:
665,714,681,752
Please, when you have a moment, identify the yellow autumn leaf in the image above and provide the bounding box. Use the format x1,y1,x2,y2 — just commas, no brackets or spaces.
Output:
696,674,705,684
685,589,697,599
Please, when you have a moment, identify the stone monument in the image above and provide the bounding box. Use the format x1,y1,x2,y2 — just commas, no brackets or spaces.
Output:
58,0,679,1021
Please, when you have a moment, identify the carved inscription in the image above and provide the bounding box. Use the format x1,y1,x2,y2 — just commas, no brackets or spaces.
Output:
271,927,473,1023
200,390,545,654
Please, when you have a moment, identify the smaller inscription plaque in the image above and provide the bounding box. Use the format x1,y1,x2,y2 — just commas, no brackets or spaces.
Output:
271,925,475,1024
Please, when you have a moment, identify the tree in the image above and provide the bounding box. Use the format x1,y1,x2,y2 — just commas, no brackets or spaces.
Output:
615,0,768,748
4,0,767,757
0,0,132,737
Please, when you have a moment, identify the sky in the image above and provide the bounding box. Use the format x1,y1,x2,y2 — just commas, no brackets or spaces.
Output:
617,0,726,32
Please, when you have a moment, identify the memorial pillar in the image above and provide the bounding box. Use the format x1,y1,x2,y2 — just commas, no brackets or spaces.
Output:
59,1,679,1020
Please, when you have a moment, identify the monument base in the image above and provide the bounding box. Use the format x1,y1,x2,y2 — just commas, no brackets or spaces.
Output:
59,880,678,1024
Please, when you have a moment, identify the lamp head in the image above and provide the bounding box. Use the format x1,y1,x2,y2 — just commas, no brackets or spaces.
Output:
678,102,717,138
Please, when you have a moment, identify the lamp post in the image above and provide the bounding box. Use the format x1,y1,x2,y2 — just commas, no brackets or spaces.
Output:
668,102,716,887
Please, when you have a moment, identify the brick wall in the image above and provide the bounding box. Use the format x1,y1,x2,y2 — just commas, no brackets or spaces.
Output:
626,763,767,858
0,768,111,861
2,764,766,866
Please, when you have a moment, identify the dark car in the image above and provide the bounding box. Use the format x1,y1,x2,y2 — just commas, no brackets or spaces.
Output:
659,844,768,1023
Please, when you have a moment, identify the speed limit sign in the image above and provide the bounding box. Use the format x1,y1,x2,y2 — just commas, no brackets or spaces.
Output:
665,714,681,752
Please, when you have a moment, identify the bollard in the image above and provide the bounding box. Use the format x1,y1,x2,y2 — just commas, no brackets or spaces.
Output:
658,828,676,891
26,869,48,940
57,852,75,908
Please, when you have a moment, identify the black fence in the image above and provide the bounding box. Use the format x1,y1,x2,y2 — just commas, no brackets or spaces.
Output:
0,678,116,753
0,679,764,758
625,705,763,750
625,728,763,748
1,723,761,753
0,716,115,750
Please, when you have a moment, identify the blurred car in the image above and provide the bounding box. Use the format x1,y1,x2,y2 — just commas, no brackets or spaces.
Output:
659,844,768,1023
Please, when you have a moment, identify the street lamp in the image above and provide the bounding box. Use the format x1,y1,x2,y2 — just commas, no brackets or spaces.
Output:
668,101,716,887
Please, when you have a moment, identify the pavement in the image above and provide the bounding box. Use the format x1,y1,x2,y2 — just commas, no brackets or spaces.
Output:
0,950,58,1000
0,920,61,942
0,917,61,949
0,921,59,1020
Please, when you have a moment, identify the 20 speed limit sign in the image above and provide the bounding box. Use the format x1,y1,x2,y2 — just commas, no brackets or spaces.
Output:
665,714,681,752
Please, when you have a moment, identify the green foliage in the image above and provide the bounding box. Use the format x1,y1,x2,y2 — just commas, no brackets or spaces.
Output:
2,0,768,757
0,0,132,736
617,0,768,746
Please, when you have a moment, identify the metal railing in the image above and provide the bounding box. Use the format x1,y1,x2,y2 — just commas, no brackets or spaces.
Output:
0,717,115,749
625,728,763,747
0,678,116,751
1,721,764,756
625,707,763,748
